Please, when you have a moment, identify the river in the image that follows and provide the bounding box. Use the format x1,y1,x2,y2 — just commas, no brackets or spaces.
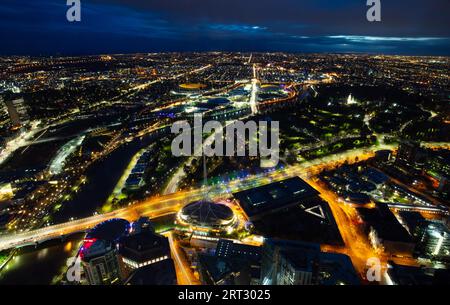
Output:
0,131,167,284
52,133,162,223
0,233,84,285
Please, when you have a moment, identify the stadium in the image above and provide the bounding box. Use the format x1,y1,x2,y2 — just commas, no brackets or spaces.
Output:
176,200,237,232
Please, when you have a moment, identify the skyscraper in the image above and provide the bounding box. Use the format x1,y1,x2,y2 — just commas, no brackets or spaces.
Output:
80,238,123,285
118,228,172,278
79,219,130,285
5,98,29,127
260,239,320,285
118,217,176,285
416,222,450,261
396,141,423,167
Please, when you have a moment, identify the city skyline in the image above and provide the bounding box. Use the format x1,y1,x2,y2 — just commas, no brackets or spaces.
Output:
0,52,448,286
0,0,449,291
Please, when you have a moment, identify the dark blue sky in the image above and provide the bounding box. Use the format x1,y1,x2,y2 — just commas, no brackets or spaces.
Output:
1,0,449,56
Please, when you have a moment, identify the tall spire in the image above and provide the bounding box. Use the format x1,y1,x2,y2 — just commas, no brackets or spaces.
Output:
203,153,207,188
202,153,210,200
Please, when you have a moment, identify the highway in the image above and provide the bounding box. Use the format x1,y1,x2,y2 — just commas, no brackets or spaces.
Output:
1,141,448,283
0,190,203,251
312,178,381,278
166,231,200,285
130,64,212,92
0,142,394,252
249,64,259,114
0,121,43,165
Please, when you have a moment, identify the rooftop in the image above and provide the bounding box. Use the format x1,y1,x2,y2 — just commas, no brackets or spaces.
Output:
198,254,250,284
357,204,413,243
86,218,130,242
119,230,170,263
180,200,235,228
233,177,320,219
125,259,177,285
179,83,207,90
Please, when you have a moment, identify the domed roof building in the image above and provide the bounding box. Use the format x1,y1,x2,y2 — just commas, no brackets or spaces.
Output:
178,200,236,230
179,83,207,90
80,218,130,261
86,218,130,242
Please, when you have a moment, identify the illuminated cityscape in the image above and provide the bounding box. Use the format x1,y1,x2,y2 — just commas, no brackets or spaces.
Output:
0,51,448,286
0,0,449,291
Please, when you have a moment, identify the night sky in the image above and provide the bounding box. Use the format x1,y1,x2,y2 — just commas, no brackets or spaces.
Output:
1,0,449,56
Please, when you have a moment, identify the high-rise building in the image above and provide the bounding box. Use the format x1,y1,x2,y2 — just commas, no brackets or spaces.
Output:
386,261,450,285
117,217,176,284
260,239,360,285
124,259,177,285
80,238,123,285
5,98,29,127
386,261,434,285
0,97,9,119
5,100,19,126
260,239,320,285
215,239,261,285
423,151,450,198
196,239,262,285
396,140,426,167
357,204,415,256
197,254,253,285
317,252,360,285
79,219,130,285
215,239,261,261
118,228,172,278
416,222,450,262
79,217,176,285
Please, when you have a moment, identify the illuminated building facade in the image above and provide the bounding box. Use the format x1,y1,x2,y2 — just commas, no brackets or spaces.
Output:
215,239,262,285
197,254,253,285
79,219,130,285
5,98,29,127
416,222,450,262
177,200,237,232
260,239,359,285
395,141,426,167
80,238,122,285
118,217,176,284
118,229,172,277
357,204,415,256
260,239,320,285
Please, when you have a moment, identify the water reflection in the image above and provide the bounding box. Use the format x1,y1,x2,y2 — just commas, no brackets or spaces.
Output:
52,136,157,223
0,233,84,285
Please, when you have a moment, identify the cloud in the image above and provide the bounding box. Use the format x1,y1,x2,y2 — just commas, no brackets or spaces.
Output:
208,24,268,33
327,36,449,42
0,0,449,55
91,0,450,36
